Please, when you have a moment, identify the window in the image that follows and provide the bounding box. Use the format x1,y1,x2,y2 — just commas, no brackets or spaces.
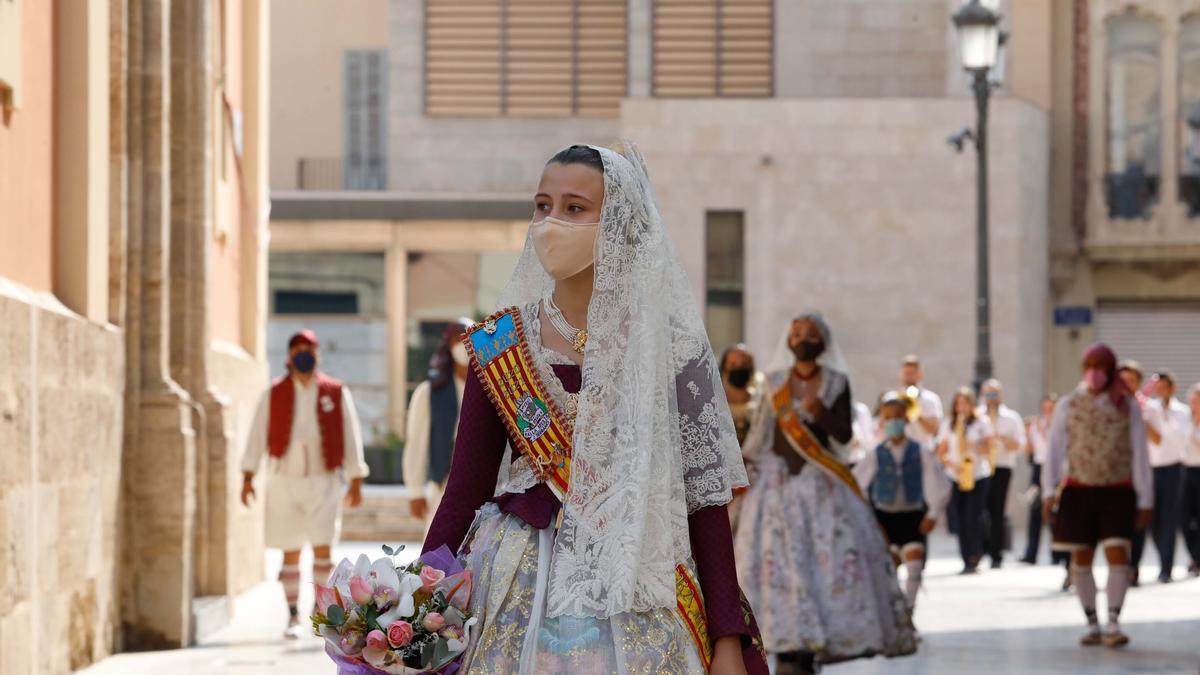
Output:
1180,15,1200,217
423,0,627,118
652,0,773,97
274,291,360,315
1104,12,1161,220
705,210,744,351
344,49,388,189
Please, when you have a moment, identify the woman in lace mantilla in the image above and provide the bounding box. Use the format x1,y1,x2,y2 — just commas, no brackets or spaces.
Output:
421,143,767,674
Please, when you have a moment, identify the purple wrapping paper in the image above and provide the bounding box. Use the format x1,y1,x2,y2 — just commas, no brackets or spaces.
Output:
327,644,384,675
417,545,463,575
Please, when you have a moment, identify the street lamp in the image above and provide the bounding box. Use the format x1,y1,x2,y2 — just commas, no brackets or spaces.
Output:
951,0,1003,392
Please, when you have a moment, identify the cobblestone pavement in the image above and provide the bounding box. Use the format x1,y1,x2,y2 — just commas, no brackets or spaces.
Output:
81,535,1200,674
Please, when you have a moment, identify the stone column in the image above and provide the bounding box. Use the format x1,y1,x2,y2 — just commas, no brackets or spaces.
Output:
110,0,129,327
168,0,236,608
386,235,409,437
53,0,110,323
121,0,198,649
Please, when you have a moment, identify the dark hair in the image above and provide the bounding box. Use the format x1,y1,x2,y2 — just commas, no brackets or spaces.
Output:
1154,370,1176,386
429,318,473,390
948,386,977,430
548,144,603,172
719,343,755,374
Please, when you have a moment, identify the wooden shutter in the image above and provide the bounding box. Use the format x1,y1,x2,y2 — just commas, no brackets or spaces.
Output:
425,0,626,118
576,0,628,117
653,0,772,97
719,0,772,96
653,0,718,97
424,0,503,116
505,0,573,116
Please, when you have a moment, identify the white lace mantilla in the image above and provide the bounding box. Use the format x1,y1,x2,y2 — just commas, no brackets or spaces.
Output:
494,143,748,619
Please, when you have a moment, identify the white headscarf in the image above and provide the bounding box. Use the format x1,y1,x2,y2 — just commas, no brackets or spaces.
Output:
496,142,748,619
744,311,852,461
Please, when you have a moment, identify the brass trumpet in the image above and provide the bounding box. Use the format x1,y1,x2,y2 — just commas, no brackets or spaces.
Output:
898,385,923,423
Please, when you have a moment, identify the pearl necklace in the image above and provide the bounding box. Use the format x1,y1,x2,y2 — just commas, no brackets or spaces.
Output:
544,293,588,354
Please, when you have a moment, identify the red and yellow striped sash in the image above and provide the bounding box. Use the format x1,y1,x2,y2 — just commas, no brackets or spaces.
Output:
465,308,572,500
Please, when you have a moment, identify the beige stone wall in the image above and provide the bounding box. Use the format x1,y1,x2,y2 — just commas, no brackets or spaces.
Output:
0,0,53,292
270,0,389,189
208,341,268,595
775,0,954,98
0,282,124,674
622,96,1050,413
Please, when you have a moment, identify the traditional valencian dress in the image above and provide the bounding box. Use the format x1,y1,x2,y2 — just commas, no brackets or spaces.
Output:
735,314,917,665
421,143,768,674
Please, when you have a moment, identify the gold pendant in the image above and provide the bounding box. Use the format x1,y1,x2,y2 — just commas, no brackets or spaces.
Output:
572,330,588,354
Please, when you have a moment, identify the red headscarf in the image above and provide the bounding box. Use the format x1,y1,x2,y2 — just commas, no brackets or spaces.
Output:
1082,342,1130,414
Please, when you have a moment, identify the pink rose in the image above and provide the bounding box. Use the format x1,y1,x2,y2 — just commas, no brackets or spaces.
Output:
349,576,374,606
366,629,389,652
421,612,445,632
387,620,413,648
419,566,446,592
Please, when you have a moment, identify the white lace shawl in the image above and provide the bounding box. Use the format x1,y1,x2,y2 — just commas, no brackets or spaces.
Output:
495,142,748,619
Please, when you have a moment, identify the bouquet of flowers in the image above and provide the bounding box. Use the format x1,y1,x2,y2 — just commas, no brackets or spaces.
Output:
313,544,476,674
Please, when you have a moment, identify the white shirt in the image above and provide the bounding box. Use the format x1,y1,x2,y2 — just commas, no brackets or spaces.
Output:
848,401,879,466
242,378,369,479
905,387,944,449
1187,412,1200,467
403,376,466,496
1144,397,1191,467
1029,416,1051,465
854,436,951,520
977,404,1027,470
937,416,994,481
1042,391,1153,510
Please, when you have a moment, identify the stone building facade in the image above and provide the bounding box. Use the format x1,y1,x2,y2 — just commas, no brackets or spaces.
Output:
269,0,1200,443
0,1,270,673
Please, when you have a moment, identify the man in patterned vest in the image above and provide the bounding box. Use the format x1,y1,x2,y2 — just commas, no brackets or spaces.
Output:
241,329,369,637
1042,343,1153,649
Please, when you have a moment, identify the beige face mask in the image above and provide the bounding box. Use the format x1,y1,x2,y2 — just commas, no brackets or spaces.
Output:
530,216,600,280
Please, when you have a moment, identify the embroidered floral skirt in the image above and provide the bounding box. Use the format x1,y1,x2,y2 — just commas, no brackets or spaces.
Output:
734,453,917,662
457,502,707,674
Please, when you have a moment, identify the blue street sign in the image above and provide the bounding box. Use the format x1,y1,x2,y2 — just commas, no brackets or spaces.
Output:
1053,306,1093,326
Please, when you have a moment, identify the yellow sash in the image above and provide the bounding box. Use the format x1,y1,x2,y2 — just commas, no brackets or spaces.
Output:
771,384,863,498
675,565,714,670
466,308,573,500
467,308,714,665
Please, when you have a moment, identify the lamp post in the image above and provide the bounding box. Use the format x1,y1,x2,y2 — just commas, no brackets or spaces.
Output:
951,0,1003,392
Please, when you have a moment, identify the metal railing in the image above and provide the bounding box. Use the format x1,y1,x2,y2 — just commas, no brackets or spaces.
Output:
296,157,387,191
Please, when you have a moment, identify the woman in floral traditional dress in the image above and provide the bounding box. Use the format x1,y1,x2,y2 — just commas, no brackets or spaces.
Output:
735,312,916,674
422,143,767,674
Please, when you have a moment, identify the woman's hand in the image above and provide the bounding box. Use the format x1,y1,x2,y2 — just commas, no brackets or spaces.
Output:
1136,508,1153,530
709,636,747,675
801,394,825,418
1042,495,1057,524
918,517,936,535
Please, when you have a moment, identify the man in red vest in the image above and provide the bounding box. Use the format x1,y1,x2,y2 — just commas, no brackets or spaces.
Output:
241,329,368,638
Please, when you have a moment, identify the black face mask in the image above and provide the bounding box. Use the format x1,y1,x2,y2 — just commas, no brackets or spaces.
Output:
726,368,752,389
792,340,824,362
292,351,316,374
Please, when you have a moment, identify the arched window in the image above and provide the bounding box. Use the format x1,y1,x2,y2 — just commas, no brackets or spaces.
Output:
1179,15,1200,217
1105,12,1161,220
